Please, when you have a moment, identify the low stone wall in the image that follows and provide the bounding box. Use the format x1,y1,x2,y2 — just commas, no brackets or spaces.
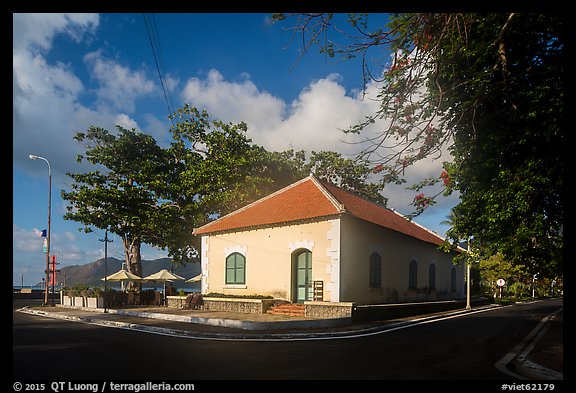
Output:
167,296,277,314
304,301,355,318
166,296,187,308
203,297,277,314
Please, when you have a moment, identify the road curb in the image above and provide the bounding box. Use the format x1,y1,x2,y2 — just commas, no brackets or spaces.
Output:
512,308,563,380
17,303,501,342
495,306,563,380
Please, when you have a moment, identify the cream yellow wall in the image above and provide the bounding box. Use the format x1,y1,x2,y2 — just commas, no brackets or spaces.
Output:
339,214,465,304
201,218,341,302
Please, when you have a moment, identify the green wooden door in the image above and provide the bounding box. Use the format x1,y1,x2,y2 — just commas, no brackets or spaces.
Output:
294,250,312,303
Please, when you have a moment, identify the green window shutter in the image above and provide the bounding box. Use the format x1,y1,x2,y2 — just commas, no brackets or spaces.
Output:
409,259,418,289
429,263,436,290
225,253,246,285
369,253,381,288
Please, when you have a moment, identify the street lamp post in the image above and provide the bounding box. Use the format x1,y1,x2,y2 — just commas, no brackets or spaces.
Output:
29,154,52,306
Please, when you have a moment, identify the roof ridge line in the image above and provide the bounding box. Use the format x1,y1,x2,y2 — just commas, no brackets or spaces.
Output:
193,175,316,234
318,177,390,211
318,178,460,250
390,209,447,244
308,174,346,213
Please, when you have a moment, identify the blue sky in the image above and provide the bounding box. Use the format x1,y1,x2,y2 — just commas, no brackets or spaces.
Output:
13,13,459,286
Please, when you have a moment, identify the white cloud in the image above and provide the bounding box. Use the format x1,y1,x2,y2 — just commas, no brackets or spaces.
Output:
13,13,99,54
13,14,160,182
180,69,373,155
180,68,457,217
83,51,156,113
13,225,44,253
12,224,92,263
181,69,286,140
268,75,370,154
115,113,140,130
13,14,98,180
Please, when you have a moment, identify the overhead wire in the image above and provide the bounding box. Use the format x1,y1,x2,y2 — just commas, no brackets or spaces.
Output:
143,13,175,126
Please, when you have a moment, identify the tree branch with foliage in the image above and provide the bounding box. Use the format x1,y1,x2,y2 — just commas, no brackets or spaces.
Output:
273,13,563,276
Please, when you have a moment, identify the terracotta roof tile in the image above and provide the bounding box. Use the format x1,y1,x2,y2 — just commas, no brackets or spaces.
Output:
193,177,341,235
193,175,450,248
319,180,446,247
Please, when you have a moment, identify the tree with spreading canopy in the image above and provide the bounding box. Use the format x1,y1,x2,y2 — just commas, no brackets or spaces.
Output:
62,106,270,287
62,127,166,287
273,13,563,277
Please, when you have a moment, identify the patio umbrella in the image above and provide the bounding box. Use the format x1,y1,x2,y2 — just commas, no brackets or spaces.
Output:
101,269,143,292
142,269,185,305
186,274,202,283
101,269,143,282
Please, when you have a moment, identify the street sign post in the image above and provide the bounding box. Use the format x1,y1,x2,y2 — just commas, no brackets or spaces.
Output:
497,278,505,298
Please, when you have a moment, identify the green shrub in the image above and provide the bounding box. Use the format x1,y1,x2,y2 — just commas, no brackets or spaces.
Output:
204,292,273,299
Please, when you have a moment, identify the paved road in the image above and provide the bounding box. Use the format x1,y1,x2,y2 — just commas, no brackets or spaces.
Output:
13,298,562,381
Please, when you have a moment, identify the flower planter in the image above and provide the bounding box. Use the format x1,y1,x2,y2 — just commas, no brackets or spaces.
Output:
85,297,104,308
74,296,85,307
61,295,74,306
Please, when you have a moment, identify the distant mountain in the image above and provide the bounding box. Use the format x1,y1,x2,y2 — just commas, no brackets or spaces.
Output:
57,257,201,289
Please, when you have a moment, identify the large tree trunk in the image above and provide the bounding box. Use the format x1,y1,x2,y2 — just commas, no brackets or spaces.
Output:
123,235,142,292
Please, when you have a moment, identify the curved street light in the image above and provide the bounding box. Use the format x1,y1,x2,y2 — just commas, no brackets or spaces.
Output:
29,154,52,306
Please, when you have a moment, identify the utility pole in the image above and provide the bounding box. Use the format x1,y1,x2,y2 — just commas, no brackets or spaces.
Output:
99,229,113,313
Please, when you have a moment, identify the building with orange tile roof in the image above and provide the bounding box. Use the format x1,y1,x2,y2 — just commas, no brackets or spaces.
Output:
193,175,465,304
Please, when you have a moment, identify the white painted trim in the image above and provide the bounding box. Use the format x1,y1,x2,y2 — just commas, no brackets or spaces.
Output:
224,245,248,258
223,284,247,289
200,236,209,294
326,219,341,302
288,239,315,252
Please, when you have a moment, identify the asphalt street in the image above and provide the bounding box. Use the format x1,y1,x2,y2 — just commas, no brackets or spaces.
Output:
13,298,563,383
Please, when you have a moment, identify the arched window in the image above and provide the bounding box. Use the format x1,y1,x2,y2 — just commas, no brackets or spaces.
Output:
225,252,246,285
409,259,418,289
429,263,436,290
369,253,382,288
450,267,457,292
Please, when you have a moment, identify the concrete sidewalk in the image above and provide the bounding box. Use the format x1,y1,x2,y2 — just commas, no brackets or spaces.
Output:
511,308,563,380
17,300,562,379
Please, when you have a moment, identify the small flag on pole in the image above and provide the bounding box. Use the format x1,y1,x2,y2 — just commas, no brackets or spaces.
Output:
39,229,47,237
43,238,47,254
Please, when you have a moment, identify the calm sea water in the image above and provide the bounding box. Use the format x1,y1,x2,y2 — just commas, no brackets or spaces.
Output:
13,283,201,293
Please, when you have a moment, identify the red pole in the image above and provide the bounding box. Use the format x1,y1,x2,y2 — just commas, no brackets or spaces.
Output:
50,255,57,288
